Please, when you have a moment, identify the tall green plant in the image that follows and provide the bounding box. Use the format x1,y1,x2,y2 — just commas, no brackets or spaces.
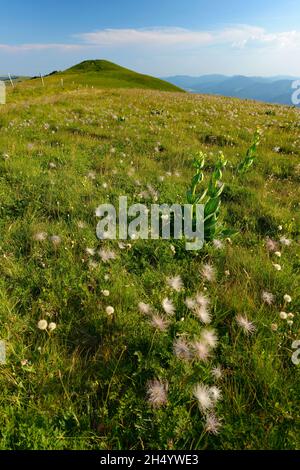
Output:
187,151,228,242
237,129,261,174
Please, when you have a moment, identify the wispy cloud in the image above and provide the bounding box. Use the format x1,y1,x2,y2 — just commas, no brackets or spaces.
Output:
0,43,86,53
76,25,300,50
2,25,300,53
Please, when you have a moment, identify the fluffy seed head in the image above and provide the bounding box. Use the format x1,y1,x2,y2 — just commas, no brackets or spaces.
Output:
37,319,48,330
146,379,168,408
236,315,256,335
193,383,213,412
173,337,192,361
167,275,183,292
162,298,175,315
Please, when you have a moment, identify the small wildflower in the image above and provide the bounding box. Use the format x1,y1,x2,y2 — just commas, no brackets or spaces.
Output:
211,366,223,380
284,294,292,303
192,341,211,362
48,322,57,331
99,249,116,263
101,290,110,297
151,315,170,331
262,291,274,305
209,386,222,403
266,238,278,252
193,383,213,412
173,337,192,361
49,235,61,246
288,313,294,319
273,263,282,271
271,323,278,331
106,306,114,316
138,302,152,315
280,237,291,246
147,379,168,408
33,231,47,241
280,312,288,320
205,414,222,435
213,239,224,250
236,315,256,335
201,328,218,349
287,320,293,326
86,248,95,256
167,275,183,292
185,297,196,310
202,263,215,282
37,319,48,330
162,298,175,315
274,251,281,258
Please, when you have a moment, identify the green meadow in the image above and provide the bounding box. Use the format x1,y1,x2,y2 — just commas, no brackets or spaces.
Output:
0,62,299,449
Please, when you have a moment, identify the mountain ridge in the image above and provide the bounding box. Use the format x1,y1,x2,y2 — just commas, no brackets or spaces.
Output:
163,74,299,105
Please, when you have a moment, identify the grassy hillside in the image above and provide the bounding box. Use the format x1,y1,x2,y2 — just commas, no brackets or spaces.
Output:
0,84,299,450
9,60,183,98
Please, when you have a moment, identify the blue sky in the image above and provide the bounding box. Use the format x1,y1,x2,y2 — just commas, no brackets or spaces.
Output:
1,0,300,76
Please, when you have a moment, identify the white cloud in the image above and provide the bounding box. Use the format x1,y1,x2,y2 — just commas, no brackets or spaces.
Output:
77,25,300,50
2,25,300,53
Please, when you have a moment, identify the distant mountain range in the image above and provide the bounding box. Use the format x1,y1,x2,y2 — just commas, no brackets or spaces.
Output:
163,74,300,106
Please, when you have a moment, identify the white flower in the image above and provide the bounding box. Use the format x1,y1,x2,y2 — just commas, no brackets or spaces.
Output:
209,386,222,403
193,383,213,412
196,293,210,308
151,315,169,331
37,319,48,330
166,275,183,292
205,414,222,435
271,323,278,331
274,252,281,258
201,328,218,349
288,313,294,319
211,366,223,380
185,297,196,310
273,263,282,271
213,239,224,250
280,237,291,246
265,238,278,252
279,312,288,320
194,305,212,324
48,322,57,331
33,231,47,241
138,302,152,315
173,337,192,361
236,315,256,335
106,306,114,316
202,263,215,282
86,248,95,256
99,249,116,263
284,294,292,303
162,298,175,315
287,320,293,326
146,379,168,408
262,291,274,305
170,244,176,254
192,341,211,362
101,290,110,297
49,235,61,246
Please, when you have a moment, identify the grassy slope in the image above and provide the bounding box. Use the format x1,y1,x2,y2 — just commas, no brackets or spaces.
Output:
0,82,299,450
11,60,183,98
